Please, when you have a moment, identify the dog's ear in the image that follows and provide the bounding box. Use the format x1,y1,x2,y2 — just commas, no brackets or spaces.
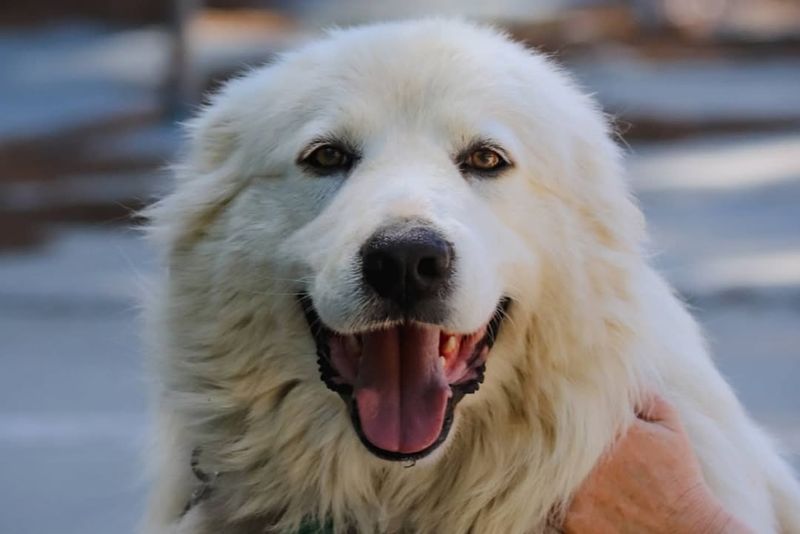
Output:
572,126,645,252
182,93,241,175
180,62,283,175
144,74,264,255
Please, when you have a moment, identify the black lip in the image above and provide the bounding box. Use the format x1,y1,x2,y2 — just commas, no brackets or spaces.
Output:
299,295,511,461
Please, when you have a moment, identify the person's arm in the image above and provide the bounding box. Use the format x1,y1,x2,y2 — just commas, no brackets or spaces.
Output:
563,395,753,534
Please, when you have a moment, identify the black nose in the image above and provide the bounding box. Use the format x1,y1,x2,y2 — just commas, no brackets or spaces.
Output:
361,226,453,308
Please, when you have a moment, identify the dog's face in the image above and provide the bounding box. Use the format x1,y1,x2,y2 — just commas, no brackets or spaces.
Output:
292,137,515,459
175,21,623,462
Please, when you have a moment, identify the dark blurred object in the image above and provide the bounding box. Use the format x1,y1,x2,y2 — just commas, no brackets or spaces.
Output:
0,111,172,250
0,0,296,26
0,0,170,26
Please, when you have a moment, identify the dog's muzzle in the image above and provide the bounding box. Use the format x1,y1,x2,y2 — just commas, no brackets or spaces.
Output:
300,221,509,461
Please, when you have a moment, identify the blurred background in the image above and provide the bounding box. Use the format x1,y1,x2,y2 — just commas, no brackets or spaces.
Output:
1,1,798,532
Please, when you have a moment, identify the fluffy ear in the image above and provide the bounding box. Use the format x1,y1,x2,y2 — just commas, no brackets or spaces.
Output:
572,127,645,253
181,97,241,175
144,79,254,256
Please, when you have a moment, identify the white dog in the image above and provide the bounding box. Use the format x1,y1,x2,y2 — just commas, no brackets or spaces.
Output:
143,19,800,533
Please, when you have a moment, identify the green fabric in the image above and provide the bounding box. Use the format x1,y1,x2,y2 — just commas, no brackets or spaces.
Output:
296,518,334,534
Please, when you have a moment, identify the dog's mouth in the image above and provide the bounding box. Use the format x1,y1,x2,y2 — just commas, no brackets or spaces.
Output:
300,297,510,461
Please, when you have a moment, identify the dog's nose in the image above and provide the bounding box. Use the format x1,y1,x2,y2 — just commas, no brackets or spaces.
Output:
361,227,453,308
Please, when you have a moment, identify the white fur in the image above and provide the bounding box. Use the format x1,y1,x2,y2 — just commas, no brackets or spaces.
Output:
142,19,800,533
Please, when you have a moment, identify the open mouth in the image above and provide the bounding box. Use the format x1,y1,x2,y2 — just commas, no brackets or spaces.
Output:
300,297,510,461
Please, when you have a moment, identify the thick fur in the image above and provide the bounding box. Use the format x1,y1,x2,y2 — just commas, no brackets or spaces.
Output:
143,20,800,533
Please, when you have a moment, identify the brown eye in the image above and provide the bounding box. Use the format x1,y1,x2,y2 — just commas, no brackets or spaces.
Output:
303,144,353,173
469,149,501,170
461,146,509,175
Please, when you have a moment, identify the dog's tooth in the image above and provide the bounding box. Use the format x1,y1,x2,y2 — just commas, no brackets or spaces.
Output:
443,335,458,355
439,356,447,369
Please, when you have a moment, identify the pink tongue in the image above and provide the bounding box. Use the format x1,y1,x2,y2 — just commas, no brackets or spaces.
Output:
354,324,451,454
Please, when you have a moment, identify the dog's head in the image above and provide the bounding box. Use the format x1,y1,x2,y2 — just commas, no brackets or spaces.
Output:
153,20,642,463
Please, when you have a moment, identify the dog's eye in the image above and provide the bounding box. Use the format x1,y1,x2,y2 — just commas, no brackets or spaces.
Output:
303,145,353,173
460,146,510,175
468,149,502,170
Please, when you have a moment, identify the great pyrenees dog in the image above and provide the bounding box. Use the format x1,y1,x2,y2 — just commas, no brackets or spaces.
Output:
143,19,800,533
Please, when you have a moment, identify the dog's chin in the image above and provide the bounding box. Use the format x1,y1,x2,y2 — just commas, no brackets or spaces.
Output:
300,296,510,462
